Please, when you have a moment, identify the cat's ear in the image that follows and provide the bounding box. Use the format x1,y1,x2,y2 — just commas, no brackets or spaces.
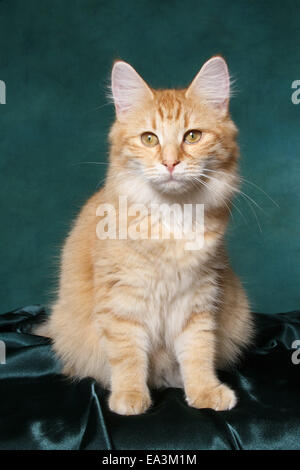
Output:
111,61,153,118
185,56,230,114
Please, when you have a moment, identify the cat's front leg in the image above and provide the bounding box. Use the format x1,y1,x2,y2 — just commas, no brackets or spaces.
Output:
175,311,237,411
100,312,151,415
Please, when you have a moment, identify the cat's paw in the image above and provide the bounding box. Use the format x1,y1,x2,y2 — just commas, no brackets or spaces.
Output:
186,383,237,411
109,389,151,415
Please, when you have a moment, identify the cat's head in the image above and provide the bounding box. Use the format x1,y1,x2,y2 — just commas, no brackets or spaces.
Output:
108,57,239,203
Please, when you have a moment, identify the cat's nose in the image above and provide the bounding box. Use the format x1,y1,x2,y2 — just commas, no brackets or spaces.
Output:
163,160,179,173
162,144,179,173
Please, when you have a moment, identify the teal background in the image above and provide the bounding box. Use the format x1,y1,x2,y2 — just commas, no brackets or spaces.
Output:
0,0,299,314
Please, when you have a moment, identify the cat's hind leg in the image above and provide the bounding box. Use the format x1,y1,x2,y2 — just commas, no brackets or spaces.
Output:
35,299,111,388
216,269,254,369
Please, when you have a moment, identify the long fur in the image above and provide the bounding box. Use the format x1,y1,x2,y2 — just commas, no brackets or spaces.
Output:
36,58,254,415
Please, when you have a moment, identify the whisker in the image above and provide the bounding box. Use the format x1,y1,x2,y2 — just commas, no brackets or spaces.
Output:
203,168,279,208
201,171,262,231
199,170,267,219
72,161,110,166
187,173,248,223
241,195,262,233
189,175,234,220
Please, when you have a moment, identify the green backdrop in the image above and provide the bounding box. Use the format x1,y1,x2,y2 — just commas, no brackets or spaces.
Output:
0,0,299,314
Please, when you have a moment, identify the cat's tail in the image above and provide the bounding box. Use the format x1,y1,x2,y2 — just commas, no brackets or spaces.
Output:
33,321,52,339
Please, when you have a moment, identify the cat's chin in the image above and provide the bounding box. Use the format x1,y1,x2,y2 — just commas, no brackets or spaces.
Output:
150,178,193,196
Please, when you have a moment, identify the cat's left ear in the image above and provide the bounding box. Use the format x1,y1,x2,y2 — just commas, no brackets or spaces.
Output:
185,56,230,115
111,61,153,119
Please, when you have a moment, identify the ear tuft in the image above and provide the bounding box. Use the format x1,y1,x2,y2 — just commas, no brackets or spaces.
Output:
111,61,153,118
186,56,230,113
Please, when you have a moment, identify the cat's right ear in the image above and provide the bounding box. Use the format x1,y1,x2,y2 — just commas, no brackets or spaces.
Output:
111,61,153,119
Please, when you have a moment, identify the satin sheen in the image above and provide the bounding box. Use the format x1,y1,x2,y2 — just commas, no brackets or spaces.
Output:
0,305,300,450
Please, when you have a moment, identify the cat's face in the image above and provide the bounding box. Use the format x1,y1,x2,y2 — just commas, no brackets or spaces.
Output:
109,58,238,199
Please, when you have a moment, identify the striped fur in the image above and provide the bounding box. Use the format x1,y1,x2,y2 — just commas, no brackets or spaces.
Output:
36,58,254,415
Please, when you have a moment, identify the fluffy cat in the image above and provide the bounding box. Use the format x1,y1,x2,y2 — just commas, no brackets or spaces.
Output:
36,56,254,415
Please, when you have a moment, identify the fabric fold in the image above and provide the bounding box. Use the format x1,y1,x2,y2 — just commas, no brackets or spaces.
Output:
0,305,300,450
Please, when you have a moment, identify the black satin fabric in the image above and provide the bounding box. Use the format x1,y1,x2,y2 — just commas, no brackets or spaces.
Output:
1,306,300,450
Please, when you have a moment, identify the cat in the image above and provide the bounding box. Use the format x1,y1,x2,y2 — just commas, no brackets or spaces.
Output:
36,56,254,415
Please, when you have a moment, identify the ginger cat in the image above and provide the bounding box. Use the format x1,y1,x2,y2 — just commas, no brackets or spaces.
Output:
36,56,253,415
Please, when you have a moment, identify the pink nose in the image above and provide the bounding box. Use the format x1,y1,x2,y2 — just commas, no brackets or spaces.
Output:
163,161,179,173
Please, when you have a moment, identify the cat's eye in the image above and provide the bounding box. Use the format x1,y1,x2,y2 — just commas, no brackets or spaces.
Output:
184,130,202,144
141,132,159,147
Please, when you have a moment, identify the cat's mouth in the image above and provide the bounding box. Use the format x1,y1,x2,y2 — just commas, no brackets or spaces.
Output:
165,173,176,182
